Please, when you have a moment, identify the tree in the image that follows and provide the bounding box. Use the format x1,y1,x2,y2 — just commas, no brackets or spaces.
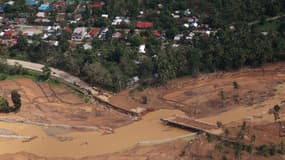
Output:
273,104,281,122
224,128,230,137
219,89,225,99
233,81,239,89
14,36,28,51
11,90,21,111
40,65,51,81
215,142,224,152
142,96,148,104
279,140,285,154
250,134,256,144
0,96,10,113
217,121,223,128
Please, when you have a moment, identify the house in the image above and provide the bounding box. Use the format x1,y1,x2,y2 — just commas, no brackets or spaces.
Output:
171,13,180,19
136,21,153,28
153,30,161,38
6,1,15,5
26,0,38,6
56,13,65,22
88,28,100,37
0,6,4,13
72,27,87,41
53,1,65,8
112,32,122,39
3,29,17,38
90,2,104,8
64,26,72,33
0,38,17,47
174,34,183,41
98,27,108,40
14,18,27,24
139,44,146,53
36,12,45,18
184,9,191,16
38,4,51,11
101,14,108,18
111,16,130,26
83,43,92,50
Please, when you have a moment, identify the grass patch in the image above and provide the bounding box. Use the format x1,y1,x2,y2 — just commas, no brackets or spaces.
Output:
254,20,280,32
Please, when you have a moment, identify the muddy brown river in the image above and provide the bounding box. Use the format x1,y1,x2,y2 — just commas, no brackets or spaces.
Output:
0,109,189,158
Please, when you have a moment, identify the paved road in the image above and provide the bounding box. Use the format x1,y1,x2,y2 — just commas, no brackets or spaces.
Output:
6,59,114,101
7,59,92,90
6,59,139,116
248,14,285,26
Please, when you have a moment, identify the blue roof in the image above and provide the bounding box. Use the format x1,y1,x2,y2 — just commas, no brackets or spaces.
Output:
26,0,38,6
0,6,4,12
38,4,50,11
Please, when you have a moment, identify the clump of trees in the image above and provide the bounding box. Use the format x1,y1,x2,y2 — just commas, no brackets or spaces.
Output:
208,121,285,160
2,0,285,92
37,65,51,81
0,90,21,113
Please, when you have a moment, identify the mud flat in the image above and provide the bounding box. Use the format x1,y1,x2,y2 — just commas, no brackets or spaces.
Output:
0,109,189,158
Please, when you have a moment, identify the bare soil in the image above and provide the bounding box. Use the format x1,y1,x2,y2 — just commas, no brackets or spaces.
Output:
0,78,131,129
111,63,285,119
4,63,285,159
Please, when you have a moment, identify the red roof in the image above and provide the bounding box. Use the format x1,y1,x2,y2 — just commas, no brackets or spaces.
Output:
64,27,72,33
90,2,104,8
53,2,65,7
89,28,100,36
4,30,14,37
153,30,161,37
136,21,153,28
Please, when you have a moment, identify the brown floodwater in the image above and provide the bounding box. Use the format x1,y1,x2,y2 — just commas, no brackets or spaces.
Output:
0,109,189,158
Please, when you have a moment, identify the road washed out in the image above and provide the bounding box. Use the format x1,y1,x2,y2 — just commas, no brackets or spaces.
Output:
0,109,189,158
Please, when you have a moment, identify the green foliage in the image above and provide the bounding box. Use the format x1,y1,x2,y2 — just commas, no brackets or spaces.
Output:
11,90,21,111
141,96,148,104
0,74,7,80
219,90,225,100
0,96,10,113
216,121,223,128
215,142,224,152
233,81,239,89
206,133,215,142
38,65,51,81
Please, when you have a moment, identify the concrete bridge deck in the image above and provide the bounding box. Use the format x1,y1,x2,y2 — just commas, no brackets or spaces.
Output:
161,116,223,135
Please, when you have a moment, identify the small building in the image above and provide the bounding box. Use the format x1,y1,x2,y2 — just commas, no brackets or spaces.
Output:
90,2,104,8
36,12,45,18
112,32,122,39
112,16,130,26
56,13,65,22
88,28,100,37
101,14,108,18
3,29,17,38
174,34,183,41
26,0,38,6
83,43,92,50
72,27,87,41
0,6,4,13
53,1,65,8
139,44,146,53
136,21,153,29
38,4,51,11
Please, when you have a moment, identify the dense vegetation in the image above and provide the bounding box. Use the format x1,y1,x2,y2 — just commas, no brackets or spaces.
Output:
2,0,285,92
0,90,21,113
